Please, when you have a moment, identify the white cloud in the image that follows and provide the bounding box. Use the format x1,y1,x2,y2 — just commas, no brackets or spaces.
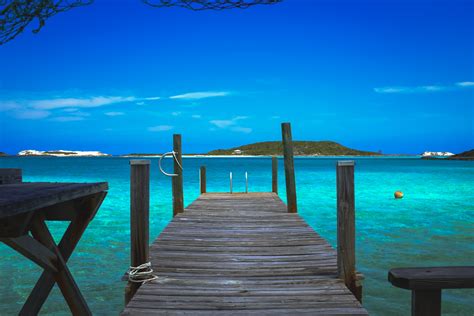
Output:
0,93,160,120
374,87,406,93
374,81,474,94
171,111,181,116
170,91,229,100
270,115,280,119
210,116,248,128
70,111,90,117
105,111,125,116
14,110,51,119
209,116,251,133
148,125,173,132
51,116,85,122
209,119,235,128
192,114,202,119
231,126,252,133
456,81,474,87
0,101,21,111
31,96,136,109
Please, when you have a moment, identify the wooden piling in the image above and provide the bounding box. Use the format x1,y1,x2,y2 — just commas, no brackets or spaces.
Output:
172,134,184,216
125,160,150,304
200,166,206,194
336,160,361,302
271,157,278,194
281,123,297,213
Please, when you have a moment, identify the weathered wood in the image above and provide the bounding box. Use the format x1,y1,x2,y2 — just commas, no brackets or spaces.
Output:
0,211,34,237
122,193,367,315
389,266,474,316
0,168,22,184
30,215,92,315
281,123,297,213
172,134,184,216
0,182,108,218
389,266,474,290
336,161,360,302
1,235,58,273
272,156,278,193
126,160,150,304
411,289,441,316
200,166,206,194
20,191,107,316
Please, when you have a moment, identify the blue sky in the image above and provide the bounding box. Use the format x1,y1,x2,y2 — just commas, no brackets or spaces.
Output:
0,0,473,154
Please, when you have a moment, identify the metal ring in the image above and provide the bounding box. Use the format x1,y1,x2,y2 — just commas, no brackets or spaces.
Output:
159,151,182,177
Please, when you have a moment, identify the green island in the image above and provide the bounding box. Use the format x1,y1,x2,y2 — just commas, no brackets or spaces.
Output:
207,141,381,156
447,149,474,160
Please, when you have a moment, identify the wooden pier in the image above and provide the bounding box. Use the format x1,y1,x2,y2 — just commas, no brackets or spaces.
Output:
122,123,367,315
122,192,367,315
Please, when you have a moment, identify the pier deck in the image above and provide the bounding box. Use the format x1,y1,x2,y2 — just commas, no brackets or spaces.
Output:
122,192,367,315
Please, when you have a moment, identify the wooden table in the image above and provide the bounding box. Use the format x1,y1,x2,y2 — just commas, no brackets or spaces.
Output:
0,182,108,315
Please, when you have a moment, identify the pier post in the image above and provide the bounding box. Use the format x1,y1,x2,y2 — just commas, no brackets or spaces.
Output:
172,134,184,216
281,123,297,213
336,160,362,302
200,166,206,194
125,160,150,304
271,157,278,194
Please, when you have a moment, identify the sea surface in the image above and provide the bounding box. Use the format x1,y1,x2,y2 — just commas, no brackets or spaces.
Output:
0,156,473,315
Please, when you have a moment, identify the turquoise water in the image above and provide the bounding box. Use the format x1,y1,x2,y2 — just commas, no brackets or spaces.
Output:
0,157,473,315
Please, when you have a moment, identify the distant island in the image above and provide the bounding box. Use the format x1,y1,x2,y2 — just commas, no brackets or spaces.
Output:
422,149,474,161
17,150,110,157
3,146,471,159
421,151,454,157
448,149,474,160
207,141,380,156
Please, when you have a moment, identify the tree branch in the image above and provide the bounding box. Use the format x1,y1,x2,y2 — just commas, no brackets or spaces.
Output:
0,0,93,45
143,0,282,11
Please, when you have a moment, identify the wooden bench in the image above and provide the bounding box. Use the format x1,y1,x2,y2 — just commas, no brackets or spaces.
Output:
388,266,474,316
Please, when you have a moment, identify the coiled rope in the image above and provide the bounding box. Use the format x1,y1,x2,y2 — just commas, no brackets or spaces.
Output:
127,262,158,283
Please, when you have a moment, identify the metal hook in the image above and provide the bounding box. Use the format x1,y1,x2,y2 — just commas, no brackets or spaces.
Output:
159,151,183,177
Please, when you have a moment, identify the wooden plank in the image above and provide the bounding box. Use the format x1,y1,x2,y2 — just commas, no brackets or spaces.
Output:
126,160,151,304
0,182,108,218
272,157,278,193
122,193,367,315
1,235,58,273
389,266,474,290
200,166,206,194
172,134,184,216
281,123,297,213
0,168,22,184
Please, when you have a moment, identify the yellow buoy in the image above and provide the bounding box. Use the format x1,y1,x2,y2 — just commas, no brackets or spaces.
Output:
394,191,404,199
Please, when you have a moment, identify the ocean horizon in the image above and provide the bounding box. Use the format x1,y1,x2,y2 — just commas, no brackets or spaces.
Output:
0,156,472,315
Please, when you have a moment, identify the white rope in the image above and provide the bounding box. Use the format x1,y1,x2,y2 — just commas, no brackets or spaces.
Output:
127,262,159,283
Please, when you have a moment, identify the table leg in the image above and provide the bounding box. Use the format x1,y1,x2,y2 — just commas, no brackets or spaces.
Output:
19,192,106,316
31,218,91,315
412,289,442,316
